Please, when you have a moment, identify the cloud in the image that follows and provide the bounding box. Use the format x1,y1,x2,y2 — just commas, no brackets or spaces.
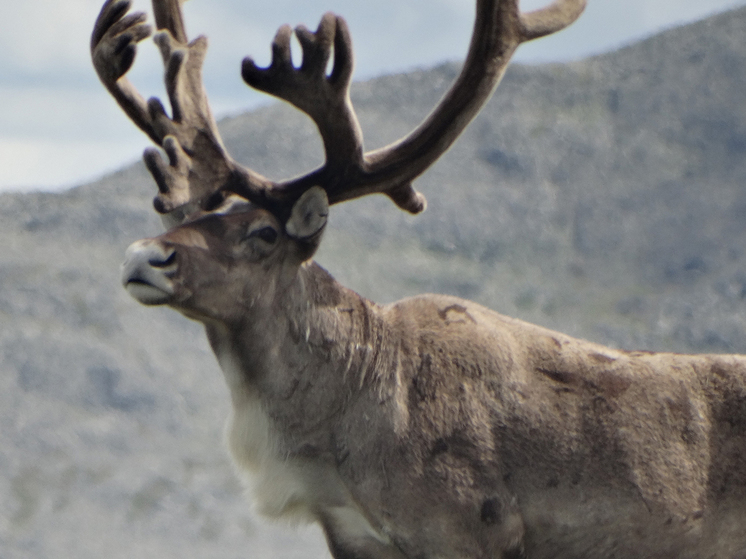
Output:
0,1,103,75
0,85,145,191
0,137,142,193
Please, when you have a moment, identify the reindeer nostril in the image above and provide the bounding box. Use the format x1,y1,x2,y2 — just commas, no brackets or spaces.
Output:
149,250,176,268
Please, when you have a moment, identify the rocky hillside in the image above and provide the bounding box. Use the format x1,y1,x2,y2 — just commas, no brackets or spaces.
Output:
1,6,745,558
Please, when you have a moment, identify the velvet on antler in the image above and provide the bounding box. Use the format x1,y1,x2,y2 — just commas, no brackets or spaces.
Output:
92,0,586,221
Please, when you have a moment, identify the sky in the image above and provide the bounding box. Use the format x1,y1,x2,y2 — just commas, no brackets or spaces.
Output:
1,0,745,193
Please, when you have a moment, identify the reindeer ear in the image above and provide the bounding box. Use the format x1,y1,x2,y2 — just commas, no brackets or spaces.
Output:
286,186,329,240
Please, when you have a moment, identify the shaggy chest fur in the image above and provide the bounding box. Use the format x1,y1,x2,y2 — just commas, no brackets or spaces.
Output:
212,322,400,556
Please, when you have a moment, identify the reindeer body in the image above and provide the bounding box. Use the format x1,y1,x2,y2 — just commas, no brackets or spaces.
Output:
197,261,746,559
93,0,746,556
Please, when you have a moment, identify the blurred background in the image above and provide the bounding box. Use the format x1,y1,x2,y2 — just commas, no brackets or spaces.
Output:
2,1,746,558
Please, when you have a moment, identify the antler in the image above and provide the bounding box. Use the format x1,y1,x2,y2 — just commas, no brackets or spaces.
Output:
92,0,585,220
91,0,272,216
239,0,586,214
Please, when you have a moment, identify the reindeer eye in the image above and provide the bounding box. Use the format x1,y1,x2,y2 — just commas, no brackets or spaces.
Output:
247,226,278,244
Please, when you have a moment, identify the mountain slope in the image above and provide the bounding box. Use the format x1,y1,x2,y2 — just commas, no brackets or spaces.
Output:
1,7,746,558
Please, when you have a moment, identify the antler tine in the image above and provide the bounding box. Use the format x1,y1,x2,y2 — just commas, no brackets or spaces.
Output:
91,0,157,142
92,0,272,219
237,13,424,213
233,0,585,215
240,14,365,202
519,0,588,41
151,0,188,43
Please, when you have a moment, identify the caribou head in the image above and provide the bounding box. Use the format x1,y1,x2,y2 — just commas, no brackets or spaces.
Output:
120,187,328,323
93,1,746,558
92,0,586,327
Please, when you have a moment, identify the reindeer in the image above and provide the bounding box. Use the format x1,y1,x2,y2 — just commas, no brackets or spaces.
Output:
92,0,746,557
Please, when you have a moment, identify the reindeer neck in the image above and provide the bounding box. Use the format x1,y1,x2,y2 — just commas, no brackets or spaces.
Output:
204,261,395,416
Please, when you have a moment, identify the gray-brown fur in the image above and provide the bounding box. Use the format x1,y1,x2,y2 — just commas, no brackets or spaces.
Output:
95,0,746,557
119,200,746,558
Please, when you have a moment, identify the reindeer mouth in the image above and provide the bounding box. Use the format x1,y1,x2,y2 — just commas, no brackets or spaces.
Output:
121,240,177,305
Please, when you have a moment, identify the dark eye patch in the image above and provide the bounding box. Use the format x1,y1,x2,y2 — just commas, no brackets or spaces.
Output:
248,226,278,244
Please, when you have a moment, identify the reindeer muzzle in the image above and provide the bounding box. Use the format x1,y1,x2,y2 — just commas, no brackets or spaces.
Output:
121,240,177,305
